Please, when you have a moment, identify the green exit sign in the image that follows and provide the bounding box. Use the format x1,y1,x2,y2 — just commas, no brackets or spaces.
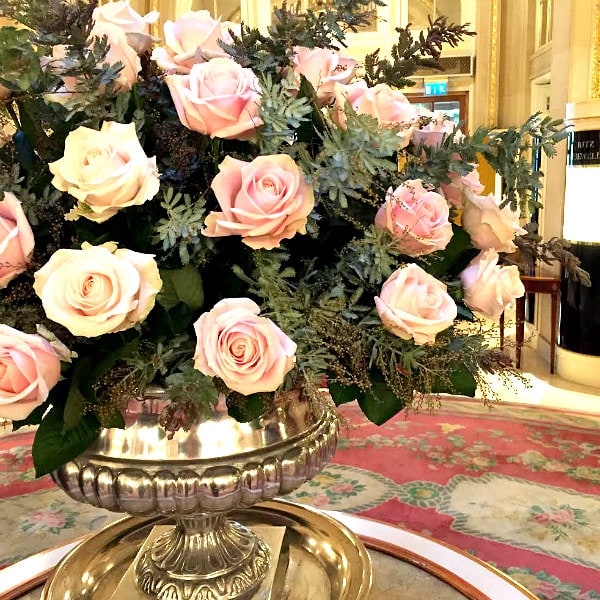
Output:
424,80,448,96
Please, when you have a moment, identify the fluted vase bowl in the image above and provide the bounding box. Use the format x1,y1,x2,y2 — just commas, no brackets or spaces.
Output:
51,387,339,600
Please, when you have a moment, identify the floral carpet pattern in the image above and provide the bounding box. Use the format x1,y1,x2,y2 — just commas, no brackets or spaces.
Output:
1,399,599,600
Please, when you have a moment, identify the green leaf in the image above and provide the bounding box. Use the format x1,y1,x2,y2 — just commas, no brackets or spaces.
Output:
328,380,364,406
63,372,89,431
425,225,476,277
10,401,49,430
158,265,204,310
358,373,406,425
226,393,264,422
32,406,101,477
431,361,477,397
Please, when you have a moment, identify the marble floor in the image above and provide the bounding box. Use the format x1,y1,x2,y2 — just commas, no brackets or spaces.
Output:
479,342,600,414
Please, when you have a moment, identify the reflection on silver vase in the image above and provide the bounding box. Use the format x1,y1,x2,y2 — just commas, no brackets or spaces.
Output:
51,387,338,600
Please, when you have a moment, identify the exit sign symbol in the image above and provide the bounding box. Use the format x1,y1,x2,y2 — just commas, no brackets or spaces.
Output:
424,81,448,96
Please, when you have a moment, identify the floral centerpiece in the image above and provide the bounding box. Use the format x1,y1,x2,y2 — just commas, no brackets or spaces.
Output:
0,0,586,477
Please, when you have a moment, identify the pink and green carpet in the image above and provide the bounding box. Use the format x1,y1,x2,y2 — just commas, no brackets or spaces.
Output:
1,398,599,600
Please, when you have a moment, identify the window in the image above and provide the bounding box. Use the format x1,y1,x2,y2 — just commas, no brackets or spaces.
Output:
407,0,462,29
404,92,468,131
536,0,553,48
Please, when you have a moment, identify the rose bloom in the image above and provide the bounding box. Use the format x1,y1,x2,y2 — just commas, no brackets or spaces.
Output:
460,249,525,320
0,191,35,289
461,190,526,253
33,242,162,338
152,11,235,73
440,165,485,209
0,325,61,421
193,298,297,396
89,21,141,90
412,111,456,148
332,80,417,149
49,121,160,223
375,263,457,345
165,57,261,140
93,0,158,34
292,46,357,105
375,179,453,257
204,154,314,250
93,0,159,54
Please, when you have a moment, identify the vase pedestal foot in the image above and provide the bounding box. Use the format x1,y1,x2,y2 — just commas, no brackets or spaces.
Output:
133,516,272,600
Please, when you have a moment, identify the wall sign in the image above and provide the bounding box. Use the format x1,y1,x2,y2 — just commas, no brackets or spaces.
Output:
568,130,600,166
424,79,448,96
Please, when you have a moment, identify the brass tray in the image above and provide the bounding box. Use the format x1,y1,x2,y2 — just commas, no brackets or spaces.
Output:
41,499,372,600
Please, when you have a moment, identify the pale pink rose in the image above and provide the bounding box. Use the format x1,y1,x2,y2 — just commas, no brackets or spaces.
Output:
459,249,525,320
90,21,141,90
39,45,80,105
461,190,527,253
151,11,234,73
534,512,550,524
33,242,162,338
0,325,61,421
28,509,67,527
412,111,456,148
333,80,417,148
49,121,160,223
440,166,485,209
165,58,261,140
548,509,575,525
193,298,297,395
375,179,453,256
310,494,331,507
0,191,35,289
93,0,158,34
204,154,314,250
292,46,357,105
375,263,457,345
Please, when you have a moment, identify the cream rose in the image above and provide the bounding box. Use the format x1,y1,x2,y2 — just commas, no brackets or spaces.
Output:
292,46,357,105
460,249,525,320
193,298,296,395
375,179,453,257
440,165,485,209
332,80,417,148
375,263,457,345
204,154,314,250
33,242,162,337
0,325,61,421
0,191,35,289
152,11,235,73
165,58,261,140
461,190,527,253
49,121,160,223
89,21,141,90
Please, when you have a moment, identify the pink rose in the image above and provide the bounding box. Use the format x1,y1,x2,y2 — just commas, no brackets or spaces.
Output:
0,325,61,421
440,166,485,209
375,263,457,345
460,249,525,320
49,121,160,223
152,11,235,73
292,46,357,105
204,154,314,249
93,0,159,54
93,0,158,34
0,191,35,289
333,80,417,148
89,21,141,90
33,242,162,338
193,298,297,395
461,191,526,253
412,111,454,148
548,509,575,525
165,58,261,140
375,179,453,256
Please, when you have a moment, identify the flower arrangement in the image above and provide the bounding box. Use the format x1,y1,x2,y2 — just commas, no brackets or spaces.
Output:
0,0,586,476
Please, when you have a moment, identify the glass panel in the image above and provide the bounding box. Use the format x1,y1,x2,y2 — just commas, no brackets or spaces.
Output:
433,100,460,124
190,0,242,21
